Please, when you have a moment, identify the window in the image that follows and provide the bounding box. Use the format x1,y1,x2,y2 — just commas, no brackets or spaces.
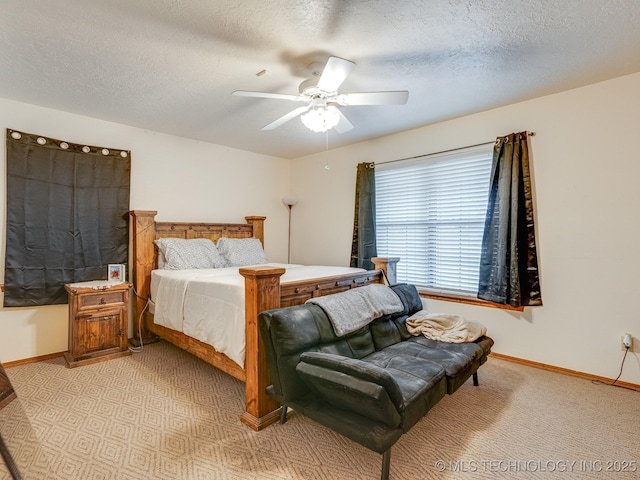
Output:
375,145,492,296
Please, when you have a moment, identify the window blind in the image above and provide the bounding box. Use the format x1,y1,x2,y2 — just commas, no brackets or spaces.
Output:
375,145,493,294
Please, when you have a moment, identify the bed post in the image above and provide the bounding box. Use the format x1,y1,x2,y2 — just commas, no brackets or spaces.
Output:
129,210,158,345
372,257,400,285
245,216,266,246
239,266,286,431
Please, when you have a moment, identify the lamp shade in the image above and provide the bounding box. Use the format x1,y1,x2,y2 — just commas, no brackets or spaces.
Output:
282,196,298,207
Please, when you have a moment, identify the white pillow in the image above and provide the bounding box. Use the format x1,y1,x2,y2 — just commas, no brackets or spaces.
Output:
217,237,268,267
154,238,224,270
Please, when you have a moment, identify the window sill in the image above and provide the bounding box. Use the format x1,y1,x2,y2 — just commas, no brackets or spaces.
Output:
417,288,525,312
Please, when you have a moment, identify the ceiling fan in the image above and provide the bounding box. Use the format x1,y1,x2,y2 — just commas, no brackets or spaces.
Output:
232,56,409,133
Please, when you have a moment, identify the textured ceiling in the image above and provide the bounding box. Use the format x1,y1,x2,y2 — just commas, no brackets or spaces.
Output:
1,0,639,159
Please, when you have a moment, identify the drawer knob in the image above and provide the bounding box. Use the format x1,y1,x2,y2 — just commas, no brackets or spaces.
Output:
99,297,106,305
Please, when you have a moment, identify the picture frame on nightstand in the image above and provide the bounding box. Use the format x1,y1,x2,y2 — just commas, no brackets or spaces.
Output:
108,264,126,282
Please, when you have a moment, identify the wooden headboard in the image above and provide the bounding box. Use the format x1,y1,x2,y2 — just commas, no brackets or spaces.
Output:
128,210,266,320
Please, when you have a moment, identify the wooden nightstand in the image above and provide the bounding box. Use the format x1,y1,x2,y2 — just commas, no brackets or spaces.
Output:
64,281,132,368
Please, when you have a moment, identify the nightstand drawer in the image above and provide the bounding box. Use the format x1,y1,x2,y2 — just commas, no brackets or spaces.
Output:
79,291,126,309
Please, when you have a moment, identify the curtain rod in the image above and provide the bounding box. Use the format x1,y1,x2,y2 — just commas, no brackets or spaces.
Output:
374,131,536,166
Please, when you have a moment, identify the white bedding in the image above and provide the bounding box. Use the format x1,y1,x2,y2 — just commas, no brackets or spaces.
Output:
150,264,366,368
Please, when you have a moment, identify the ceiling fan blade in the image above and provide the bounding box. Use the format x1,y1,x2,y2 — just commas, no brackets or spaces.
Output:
336,91,409,106
262,105,311,130
232,90,305,102
334,110,354,134
317,56,355,92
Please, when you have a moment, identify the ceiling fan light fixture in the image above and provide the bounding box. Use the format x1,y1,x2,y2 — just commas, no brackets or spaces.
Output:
301,105,340,133
233,56,407,133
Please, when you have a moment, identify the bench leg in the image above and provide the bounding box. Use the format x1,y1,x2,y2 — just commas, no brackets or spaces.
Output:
473,372,479,386
381,450,391,480
280,405,288,424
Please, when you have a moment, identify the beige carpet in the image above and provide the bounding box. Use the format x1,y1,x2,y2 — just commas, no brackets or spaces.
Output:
1,341,638,480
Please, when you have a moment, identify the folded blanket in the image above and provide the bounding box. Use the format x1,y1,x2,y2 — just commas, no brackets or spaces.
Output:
406,310,486,343
306,284,404,336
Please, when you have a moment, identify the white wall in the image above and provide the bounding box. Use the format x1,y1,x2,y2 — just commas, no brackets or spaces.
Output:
291,72,640,384
0,97,291,363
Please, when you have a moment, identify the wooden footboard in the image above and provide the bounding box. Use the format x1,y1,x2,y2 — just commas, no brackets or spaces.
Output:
129,210,386,431
239,266,385,430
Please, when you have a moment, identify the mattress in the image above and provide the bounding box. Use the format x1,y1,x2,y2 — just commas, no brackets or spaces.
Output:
150,264,366,368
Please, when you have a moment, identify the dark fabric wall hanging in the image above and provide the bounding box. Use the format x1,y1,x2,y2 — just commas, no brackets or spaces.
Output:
478,131,542,307
4,129,131,307
350,162,377,270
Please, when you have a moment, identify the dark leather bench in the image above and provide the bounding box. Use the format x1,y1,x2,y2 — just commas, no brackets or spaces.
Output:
259,283,493,480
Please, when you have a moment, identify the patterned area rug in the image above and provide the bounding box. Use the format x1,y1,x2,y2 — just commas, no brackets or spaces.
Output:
1,341,638,479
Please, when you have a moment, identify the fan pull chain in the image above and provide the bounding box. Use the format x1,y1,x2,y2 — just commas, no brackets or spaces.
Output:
324,132,330,171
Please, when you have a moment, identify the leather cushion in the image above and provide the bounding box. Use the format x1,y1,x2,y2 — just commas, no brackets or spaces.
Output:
297,362,402,429
361,351,447,430
382,341,474,378
407,335,494,361
391,283,424,316
370,283,424,350
262,303,376,358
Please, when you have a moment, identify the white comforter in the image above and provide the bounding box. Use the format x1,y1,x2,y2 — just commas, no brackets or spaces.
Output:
150,264,365,368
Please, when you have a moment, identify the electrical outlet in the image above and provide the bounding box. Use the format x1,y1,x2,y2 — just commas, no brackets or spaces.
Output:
621,334,633,351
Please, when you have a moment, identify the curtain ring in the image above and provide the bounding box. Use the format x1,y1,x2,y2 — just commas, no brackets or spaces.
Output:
367,162,375,169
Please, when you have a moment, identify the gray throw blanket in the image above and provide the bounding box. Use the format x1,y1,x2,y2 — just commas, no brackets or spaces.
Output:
306,284,404,336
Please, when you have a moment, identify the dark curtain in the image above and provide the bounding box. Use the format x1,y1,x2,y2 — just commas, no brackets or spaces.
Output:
478,132,542,307
350,162,377,270
4,129,131,306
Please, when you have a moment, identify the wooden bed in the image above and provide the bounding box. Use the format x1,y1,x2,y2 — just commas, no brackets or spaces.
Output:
129,211,396,431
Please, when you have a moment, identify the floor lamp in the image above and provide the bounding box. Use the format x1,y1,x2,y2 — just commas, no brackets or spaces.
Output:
282,196,298,263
